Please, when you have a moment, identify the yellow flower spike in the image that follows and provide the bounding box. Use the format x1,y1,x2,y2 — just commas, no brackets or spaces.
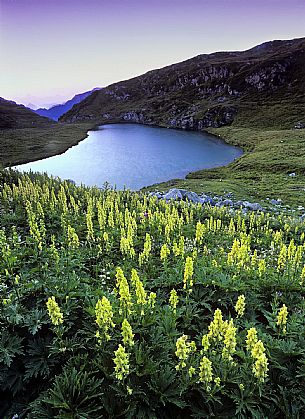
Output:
235,295,246,317
222,319,237,361
116,267,132,314
113,344,130,381
201,334,210,352
131,269,147,313
188,366,196,378
169,289,179,310
121,319,135,347
300,265,305,285
175,335,196,371
208,309,224,341
277,244,287,272
95,296,115,341
160,243,170,261
258,259,266,277
277,304,288,333
148,292,156,308
246,327,258,351
252,353,268,382
183,256,194,291
46,296,63,326
214,377,221,387
251,340,265,359
199,356,213,387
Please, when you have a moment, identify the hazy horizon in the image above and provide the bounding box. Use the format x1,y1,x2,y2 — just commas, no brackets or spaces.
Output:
1,0,305,107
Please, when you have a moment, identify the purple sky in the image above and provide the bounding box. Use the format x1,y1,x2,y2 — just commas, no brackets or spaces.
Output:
1,0,305,107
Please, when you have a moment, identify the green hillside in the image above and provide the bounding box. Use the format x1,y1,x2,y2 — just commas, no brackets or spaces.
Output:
0,98,52,129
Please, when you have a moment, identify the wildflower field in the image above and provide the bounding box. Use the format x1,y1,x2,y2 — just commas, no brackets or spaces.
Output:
0,170,304,418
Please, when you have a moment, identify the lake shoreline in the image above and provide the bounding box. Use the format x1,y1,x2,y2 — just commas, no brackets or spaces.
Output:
12,123,242,190
4,120,243,169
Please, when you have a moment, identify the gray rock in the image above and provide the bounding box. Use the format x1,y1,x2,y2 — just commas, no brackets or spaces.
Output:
246,202,263,211
270,199,282,205
164,188,184,200
184,191,203,204
235,201,262,211
222,199,233,206
201,196,216,206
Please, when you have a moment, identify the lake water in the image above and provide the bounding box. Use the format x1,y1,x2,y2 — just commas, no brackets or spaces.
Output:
14,124,242,190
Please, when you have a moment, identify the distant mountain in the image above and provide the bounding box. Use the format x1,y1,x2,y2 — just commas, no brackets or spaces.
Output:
60,38,305,130
0,98,53,129
34,88,101,121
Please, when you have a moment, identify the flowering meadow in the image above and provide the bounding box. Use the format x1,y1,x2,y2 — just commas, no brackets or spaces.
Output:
0,170,304,418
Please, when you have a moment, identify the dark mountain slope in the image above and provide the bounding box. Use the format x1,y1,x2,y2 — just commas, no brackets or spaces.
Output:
60,37,305,130
34,88,101,121
0,98,52,129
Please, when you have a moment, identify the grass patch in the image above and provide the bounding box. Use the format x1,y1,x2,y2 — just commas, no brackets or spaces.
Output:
0,123,95,167
145,127,305,206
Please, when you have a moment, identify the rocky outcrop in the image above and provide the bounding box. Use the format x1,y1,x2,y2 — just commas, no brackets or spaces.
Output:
149,188,264,212
60,37,305,131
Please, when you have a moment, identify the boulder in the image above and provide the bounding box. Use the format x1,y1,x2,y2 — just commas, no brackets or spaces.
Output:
222,199,233,206
270,199,282,205
184,191,203,204
164,188,184,200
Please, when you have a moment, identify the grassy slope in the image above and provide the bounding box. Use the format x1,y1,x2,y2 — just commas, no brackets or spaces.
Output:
0,123,94,167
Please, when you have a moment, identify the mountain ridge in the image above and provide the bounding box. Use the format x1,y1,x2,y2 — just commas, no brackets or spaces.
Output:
60,37,305,131
0,97,53,129
34,88,101,121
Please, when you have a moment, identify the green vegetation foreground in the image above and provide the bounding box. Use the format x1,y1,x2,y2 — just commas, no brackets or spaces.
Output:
0,170,304,418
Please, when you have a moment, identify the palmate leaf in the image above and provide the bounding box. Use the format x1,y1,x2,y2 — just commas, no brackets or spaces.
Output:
0,362,24,396
0,330,24,367
23,308,46,335
42,367,105,418
149,364,187,409
24,336,56,381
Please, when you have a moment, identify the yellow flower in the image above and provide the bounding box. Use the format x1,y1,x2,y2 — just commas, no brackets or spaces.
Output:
148,292,156,308
46,296,63,326
251,340,265,359
277,304,288,333
277,244,287,272
116,267,132,314
121,319,134,347
300,265,305,285
175,335,196,370
199,356,213,386
214,377,221,387
95,296,115,341
113,344,130,381
252,353,268,382
188,366,196,378
131,269,147,313
246,327,258,351
258,259,266,277
235,295,246,317
208,309,224,341
201,334,210,352
160,243,170,261
183,256,194,291
222,319,237,361
169,289,179,310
